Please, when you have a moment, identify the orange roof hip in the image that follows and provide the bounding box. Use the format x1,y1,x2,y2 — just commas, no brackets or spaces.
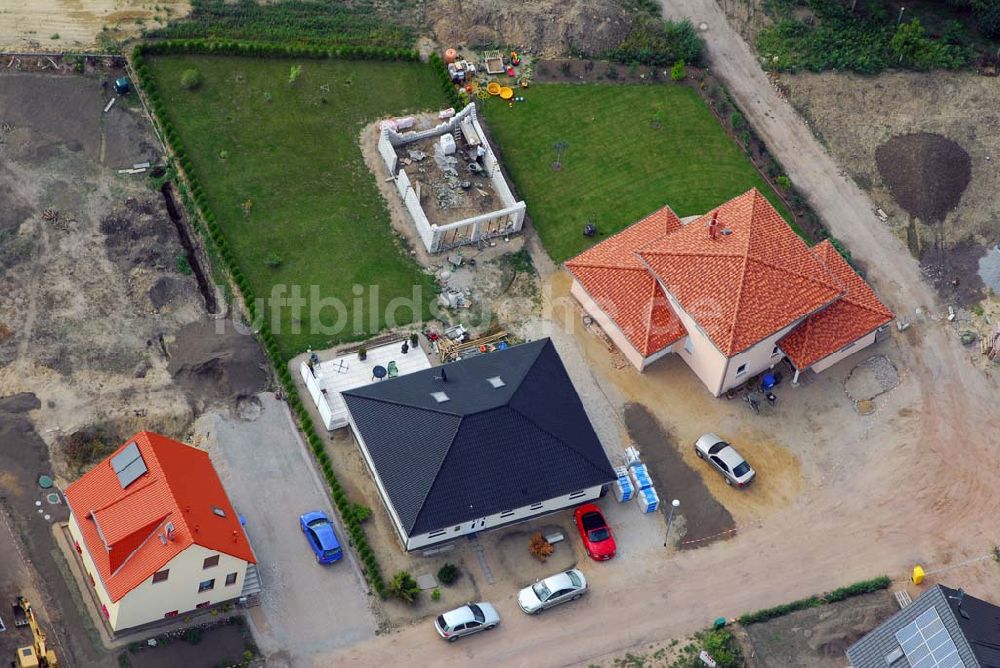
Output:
64,431,256,602
779,240,894,369
566,205,688,356
636,189,844,356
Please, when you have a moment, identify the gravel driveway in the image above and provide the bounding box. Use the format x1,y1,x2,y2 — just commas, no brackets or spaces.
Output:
196,393,375,667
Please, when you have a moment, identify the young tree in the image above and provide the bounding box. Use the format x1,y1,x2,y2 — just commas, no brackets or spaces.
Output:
180,68,202,90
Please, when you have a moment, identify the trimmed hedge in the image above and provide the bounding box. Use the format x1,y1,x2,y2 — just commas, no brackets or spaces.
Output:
127,39,441,599
738,576,891,625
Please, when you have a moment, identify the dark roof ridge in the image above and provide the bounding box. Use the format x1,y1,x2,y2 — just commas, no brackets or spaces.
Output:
402,413,466,532
509,402,614,477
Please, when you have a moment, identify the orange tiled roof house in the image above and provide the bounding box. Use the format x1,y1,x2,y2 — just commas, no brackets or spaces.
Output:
64,432,256,632
567,190,894,395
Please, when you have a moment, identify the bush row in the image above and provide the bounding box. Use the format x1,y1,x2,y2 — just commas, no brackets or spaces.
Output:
131,40,396,598
139,38,419,62
738,576,891,625
428,52,462,110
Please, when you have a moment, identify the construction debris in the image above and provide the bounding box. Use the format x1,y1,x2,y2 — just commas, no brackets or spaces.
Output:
103,97,116,113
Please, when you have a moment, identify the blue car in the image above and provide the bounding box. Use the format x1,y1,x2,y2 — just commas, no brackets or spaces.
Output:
299,511,343,564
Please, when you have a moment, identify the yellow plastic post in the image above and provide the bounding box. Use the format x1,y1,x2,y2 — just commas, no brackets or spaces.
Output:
912,565,925,585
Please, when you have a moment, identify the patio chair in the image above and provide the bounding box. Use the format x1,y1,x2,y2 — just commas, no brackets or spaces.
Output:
387,361,399,378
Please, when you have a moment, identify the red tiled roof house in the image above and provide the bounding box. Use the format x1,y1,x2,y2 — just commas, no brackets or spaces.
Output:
567,190,893,395
64,432,256,632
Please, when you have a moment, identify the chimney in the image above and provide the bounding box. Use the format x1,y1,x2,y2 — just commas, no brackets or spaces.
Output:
709,211,719,240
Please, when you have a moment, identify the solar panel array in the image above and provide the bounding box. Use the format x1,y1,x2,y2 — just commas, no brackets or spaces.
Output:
110,442,148,488
894,607,965,668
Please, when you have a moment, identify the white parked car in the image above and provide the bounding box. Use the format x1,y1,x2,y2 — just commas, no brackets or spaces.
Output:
518,569,588,614
694,433,756,487
434,602,500,641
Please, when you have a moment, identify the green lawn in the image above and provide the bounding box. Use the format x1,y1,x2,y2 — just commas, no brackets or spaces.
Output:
482,84,793,263
147,56,445,358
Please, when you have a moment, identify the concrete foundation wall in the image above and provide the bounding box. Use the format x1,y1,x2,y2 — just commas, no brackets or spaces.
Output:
378,103,525,253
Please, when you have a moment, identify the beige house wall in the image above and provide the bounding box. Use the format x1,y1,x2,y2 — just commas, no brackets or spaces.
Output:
115,543,248,630
716,321,800,394
810,330,877,374
570,279,675,371
68,513,249,631
661,288,729,395
68,513,121,627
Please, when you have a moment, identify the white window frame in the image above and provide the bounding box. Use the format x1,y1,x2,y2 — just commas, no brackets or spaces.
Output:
736,363,748,376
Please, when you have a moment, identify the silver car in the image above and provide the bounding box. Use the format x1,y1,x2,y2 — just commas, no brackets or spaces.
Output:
518,569,588,614
434,602,500,641
694,433,756,487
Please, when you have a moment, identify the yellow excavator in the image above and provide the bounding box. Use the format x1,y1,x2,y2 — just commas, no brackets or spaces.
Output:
13,596,58,668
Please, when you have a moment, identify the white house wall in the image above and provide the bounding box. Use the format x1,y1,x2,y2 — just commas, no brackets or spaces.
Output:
810,329,877,374
405,484,605,551
300,362,337,430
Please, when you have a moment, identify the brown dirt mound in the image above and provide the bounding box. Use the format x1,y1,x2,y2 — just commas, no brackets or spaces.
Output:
875,132,971,223
425,0,633,57
166,319,268,408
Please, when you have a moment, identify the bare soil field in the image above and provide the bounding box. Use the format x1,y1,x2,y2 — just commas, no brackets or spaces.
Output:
780,70,1000,305
0,0,191,52
0,69,267,666
744,590,898,667
424,0,633,57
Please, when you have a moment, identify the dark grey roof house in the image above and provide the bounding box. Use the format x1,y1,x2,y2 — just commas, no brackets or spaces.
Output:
846,585,1000,668
343,338,616,551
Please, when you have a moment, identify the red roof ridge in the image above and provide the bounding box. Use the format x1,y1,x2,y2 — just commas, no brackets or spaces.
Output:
811,241,893,316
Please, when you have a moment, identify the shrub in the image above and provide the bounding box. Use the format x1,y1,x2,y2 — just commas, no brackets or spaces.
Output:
288,64,302,84
388,571,421,603
739,576,890,624
437,562,460,585
528,532,554,561
431,588,441,601
700,629,743,668
775,175,791,189
973,0,1000,37
180,68,202,90
264,251,282,268
351,503,372,523
729,110,744,131
670,59,686,81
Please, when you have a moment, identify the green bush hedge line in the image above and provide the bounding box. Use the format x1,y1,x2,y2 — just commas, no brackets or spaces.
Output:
738,576,891,625
130,39,416,598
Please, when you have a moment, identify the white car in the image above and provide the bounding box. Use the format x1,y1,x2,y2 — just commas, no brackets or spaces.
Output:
434,602,500,641
518,569,588,614
694,433,756,487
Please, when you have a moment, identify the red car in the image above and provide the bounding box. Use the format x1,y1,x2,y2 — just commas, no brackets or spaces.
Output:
574,503,616,561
